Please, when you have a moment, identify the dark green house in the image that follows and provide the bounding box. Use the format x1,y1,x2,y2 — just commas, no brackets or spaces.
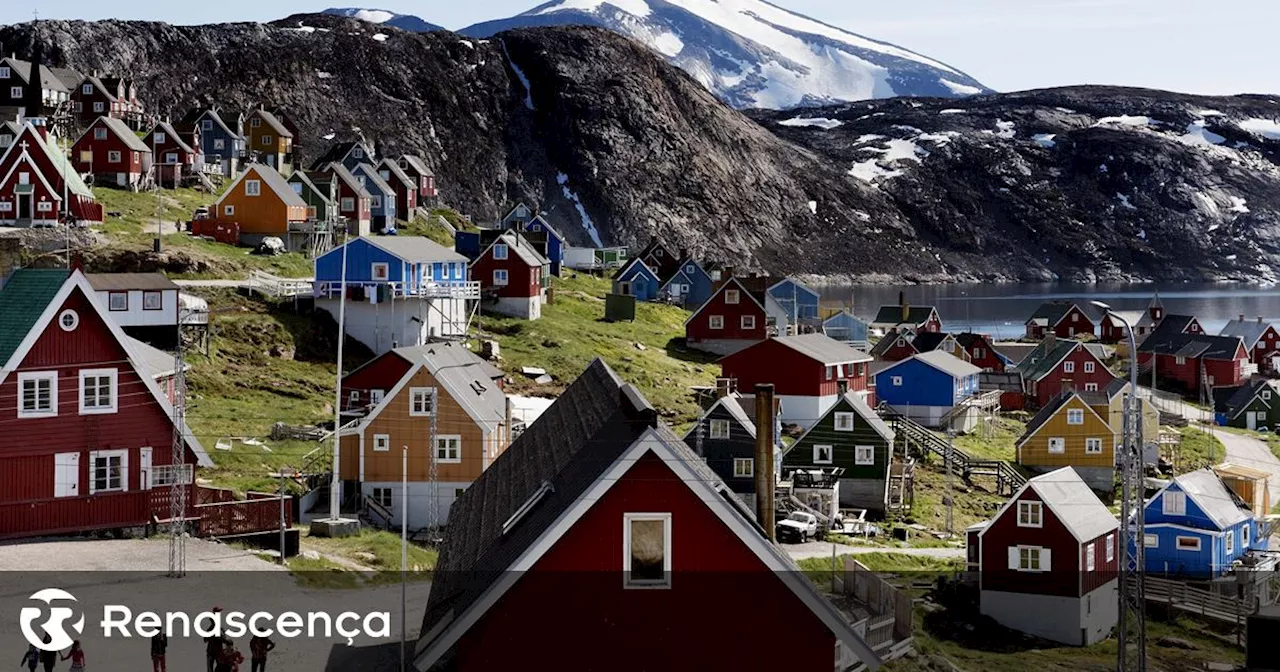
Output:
1213,379,1280,431
783,391,896,514
287,170,336,222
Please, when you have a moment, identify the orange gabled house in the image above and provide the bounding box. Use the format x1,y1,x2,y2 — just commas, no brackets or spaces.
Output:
210,163,307,245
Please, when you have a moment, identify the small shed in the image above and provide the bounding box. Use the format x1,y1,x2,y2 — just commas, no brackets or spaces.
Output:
1213,463,1272,518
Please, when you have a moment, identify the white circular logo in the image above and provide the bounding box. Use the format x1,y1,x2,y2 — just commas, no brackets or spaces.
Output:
20,588,85,651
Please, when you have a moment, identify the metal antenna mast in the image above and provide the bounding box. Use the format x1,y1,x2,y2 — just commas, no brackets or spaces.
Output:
168,310,190,578
1116,317,1146,672
427,386,439,543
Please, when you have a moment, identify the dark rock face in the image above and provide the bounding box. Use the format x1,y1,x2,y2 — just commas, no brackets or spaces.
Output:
1,18,1277,283
321,8,445,33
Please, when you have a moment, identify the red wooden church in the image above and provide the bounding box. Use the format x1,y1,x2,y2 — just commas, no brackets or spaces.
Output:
0,268,211,539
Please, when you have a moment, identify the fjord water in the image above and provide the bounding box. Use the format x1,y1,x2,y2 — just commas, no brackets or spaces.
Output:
825,282,1280,340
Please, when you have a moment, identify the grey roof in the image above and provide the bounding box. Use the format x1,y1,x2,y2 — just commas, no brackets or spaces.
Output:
325,163,373,199
198,108,239,139
97,117,151,153
252,109,291,137
49,66,82,91
1016,339,1080,381
841,391,894,442
84,272,178,291
376,157,414,189
19,124,93,199
146,120,196,154
363,236,467,263
492,232,549,267
905,349,982,379
692,395,757,441
127,336,181,379
353,163,395,197
1138,318,1243,360
310,141,372,170
82,75,116,101
1027,301,1089,327
1220,317,1274,349
979,371,1023,392
392,342,505,425
1170,469,1252,529
1026,467,1118,542
1213,379,1277,419
869,333,911,358
243,164,307,208
2,57,71,93
399,154,433,176
771,333,871,365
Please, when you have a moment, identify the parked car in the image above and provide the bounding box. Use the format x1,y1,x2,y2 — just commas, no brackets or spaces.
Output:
776,511,819,544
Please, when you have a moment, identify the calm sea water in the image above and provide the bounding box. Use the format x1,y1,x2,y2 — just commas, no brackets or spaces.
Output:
821,282,1280,340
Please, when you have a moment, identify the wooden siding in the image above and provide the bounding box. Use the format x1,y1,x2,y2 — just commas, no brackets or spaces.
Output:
1137,348,1246,395
786,397,891,483
687,404,757,496
685,281,767,344
1029,345,1117,407
980,489,1082,597
215,166,307,235
72,119,147,178
471,244,541,299
1018,396,1116,469
340,351,413,412
720,339,869,398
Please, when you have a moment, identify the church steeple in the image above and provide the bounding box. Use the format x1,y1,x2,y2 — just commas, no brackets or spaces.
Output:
23,15,45,121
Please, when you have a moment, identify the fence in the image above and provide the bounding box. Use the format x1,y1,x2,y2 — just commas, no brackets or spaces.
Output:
197,494,293,537
191,219,241,245
836,557,914,648
249,271,313,299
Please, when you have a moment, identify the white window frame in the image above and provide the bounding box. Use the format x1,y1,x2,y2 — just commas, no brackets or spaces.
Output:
154,131,167,144
1017,501,1043,528
813,444,833,465
108,292,128,311
854,445,874,466
371,195,382,209
37,201,52,213
1084,382,1098,391
17,371,58,418
262,134,273,146
341,197,354,211
223,204,235,217
0,66,10,78
371,262,389,281
493,269,509,286
251,117,261,128
143,291,163,311
725,289,740,305
1063,361,1075,374
891,376,903,387
741,315,755,330
1176,536,1201,552
1106,533,1115,562
708,315,724,330
93,101,104,112
1144,533,1159,548
245,179,261,196
1012,545,1047,572
82,83,93,94
370,389,385,405
834,411,855,432
434,435,462,464
1086,438,1103,454
1162,490,1186,516
1047,437,1065,454
1085,542,1096,571
623,512,671,589
108,150,121,163
1176,356,1186,366
1225,529,1234,555
1244,524,1251,547
493,244,508,260
371,486,393,508
409,388,436,416
1084,361,1095,373
9,86,21,99
709,419,730,439
202,119,213,131
88,449,128,494
373,434,390,452
78,368,118,415
732,458,753,478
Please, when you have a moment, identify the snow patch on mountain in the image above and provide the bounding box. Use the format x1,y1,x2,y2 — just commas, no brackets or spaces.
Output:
1180,120,1225,146
538,0,653,18
940,79,982,96
557,172,603,246
779,116,844,129
1240,118,1280,140
1096,115,1154,127
323,7,444,32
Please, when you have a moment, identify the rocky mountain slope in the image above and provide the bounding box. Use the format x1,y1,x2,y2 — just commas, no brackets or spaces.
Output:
322,8,444,33
1,17,1278,282
460,0,991,109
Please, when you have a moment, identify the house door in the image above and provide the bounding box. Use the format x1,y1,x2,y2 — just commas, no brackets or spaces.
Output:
140,447,153,490
634,278,646,298
17,194,31,220
1249,412,1258,430
54,453,80,497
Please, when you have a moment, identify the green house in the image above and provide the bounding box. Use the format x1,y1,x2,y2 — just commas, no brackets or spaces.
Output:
288,170,335,223
783,391,896,514
1213,379,1280,431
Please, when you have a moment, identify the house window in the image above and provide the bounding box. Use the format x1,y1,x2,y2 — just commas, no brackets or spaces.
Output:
140,291,163,311
409,388,435,416
741,315,755,330
623,513,671,588
93,101,104,112
733,458,753,478
373,434,390,452
1106,534,1115,562
1244,524,1251,547
1048,437,1065,454
262,135,273,146
202,119,213,130
1085,543,1096,571
708,315,724,330
371,195,382,209
82,83,93,94
709,419,730,439
372,487,392,508
164,152,178,164
493,269,509,286
1064,361,1075,374
1085,383,1098,391
152,465,191,487
37,202,52,213
825,366,835,381
353,148,364,159
494,244,509,260
224,205,235,217
1226,530,1234,555
1011,546,1047,572
854,445,874,466
0,66,9,78
1086,438,1103,454
1017,501,1043,527
371,262,389,281
18,372,57,418
245,179,261,196
108,150,121,163
213,139,224,150
1067,409,1084,425
9,86,21,98
341,197,354,211
813,445,833,464
1144,534,1158,548
89,449,128,493
725,289,740,304
79,369,118,415
891,376,903,387
251,118,261,127
1084,361,1095,373
1162,490,1186,516
108,292,128,311
834,412,855,432
1176,536,1201,552
435,436,462,463
154,131,167,144
1176,356,1186,365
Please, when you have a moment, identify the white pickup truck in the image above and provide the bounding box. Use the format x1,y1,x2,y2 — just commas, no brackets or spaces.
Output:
776,511,819,543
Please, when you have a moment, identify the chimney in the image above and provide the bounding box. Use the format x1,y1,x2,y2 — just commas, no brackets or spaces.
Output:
900,291,910,323
724,266,735,280
1240,314,1246,322
716,378,732,399
754,384,777,541
1260,316,1265,325
1043,331,1057,349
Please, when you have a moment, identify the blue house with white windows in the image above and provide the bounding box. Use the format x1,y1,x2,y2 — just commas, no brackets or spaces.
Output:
823,310,870,350
519,216,566,277
874,350,983,431
768,278,822,334
350,163,398,232
611,257,662,302
177,107,243,177
1138,468,1267,578
660,256,716,308
314,236,479,355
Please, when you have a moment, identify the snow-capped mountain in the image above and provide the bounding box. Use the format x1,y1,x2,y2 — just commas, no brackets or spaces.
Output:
461,0,991,109
323,7,443,32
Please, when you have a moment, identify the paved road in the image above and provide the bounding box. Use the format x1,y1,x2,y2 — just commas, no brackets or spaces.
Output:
1211,428,1280,504
785,541,965,561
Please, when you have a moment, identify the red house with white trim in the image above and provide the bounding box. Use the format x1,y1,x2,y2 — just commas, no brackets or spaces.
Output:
719,333,872,431
956,332,1005,372
685,277,768,355
414,359,882,671
868,332,917,361
142,120,200,187
1219,315,1280,374
471,232,548,320
971,467,1119,646
0,268,210,540
72,116,152,189
1017,338,1117,408
1025,301,1095,340
1137,319,1249,397
0,122,102,226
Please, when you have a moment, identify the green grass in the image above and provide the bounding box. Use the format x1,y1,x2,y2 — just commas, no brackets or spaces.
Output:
397,215,456,247
948,417,1027,461
302,529,438,572
1175,425,1225,473
896,460,1007,536
475,272,717,425
797,553,964,578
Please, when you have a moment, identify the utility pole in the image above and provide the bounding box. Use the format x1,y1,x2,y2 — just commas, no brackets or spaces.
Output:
277,466,291,565
945,429,955,538
328,240,350,522
400,443,409,672
168,309,190,578
427,386,439,544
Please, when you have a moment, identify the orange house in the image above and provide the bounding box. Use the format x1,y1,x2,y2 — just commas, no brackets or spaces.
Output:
211,163,307,241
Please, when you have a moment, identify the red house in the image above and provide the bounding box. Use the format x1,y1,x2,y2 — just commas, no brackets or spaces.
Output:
719,333,871,431
1017,337,1116,408
141,120,199,187
0,268,210,540
72,116,152,189
376,158,418,221
471,232,548,320
869,331,917,361
972,467,1119,646
313,163,372,236
1025,301,1095,340
0,122,102,225
684,276,768,355
1137,320,1248,397
414,359,880,671
397,155,438,200
956,332,1005,372
70,74,142,127
1219,315,1280,374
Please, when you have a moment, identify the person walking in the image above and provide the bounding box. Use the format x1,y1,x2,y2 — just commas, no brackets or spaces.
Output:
248,635,275,672
150,632,168,672
38,636,56,672
20,643,38,672
59,642,83,672
213,641,242,672
204,607,226,672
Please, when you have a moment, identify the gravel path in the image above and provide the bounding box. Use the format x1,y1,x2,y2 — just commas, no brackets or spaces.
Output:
785,541,965,561
1211,428,1280,504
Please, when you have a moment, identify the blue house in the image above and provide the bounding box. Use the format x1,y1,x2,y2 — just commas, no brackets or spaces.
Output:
350,163,398,232
874,350,982,431
314,236,477,354
1138,469,1265,577
611,257,661,302
768,278,821,333
659,256,715,308
521,216,566,277
822,310,870,349
176,107,243,177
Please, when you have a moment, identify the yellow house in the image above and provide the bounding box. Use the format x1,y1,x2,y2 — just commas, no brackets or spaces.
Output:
1086,380,1159,446
1016,391,1118,491
244,108,294,176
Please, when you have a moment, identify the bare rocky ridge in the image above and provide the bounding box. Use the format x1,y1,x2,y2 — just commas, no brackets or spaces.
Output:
1,17,1278,282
